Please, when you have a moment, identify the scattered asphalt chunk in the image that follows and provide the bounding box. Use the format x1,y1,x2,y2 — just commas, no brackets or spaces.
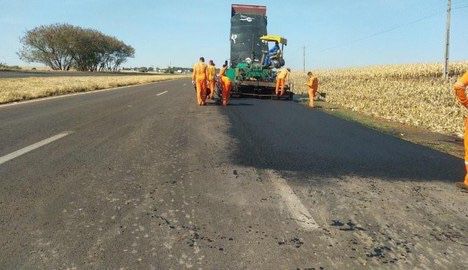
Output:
331,219,365,231
278,238,304,248
341,220,366,231
290,237,304,248
366,246,391,258
331,220,345,227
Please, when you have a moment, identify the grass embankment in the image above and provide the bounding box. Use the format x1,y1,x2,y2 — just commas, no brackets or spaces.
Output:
291,62,468,137
0,74,187,104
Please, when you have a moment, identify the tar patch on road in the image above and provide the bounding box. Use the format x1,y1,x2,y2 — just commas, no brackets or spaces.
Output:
277,237,304,248
331,219,366,231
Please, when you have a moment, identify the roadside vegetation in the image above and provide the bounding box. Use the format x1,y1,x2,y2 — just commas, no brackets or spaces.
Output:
291,62,468,136
0,63,22,71
18,23,134,72
0,75,187,104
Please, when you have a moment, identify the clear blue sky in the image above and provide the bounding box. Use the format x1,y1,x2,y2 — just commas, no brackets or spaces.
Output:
0,0,467,69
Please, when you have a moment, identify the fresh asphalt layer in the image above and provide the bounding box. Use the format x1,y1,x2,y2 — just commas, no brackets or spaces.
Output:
0,78,466,269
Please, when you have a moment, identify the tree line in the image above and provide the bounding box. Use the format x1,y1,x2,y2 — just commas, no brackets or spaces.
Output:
18,23,135,71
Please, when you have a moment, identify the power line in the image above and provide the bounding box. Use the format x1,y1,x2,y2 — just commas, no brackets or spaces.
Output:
452,0,468,9
452,0,468,6
453,4,468,9
320,11,441,52
305,2,465,69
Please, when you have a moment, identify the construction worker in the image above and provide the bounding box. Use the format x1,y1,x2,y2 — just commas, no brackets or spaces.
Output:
219,61,232,106
305,71,319,107
207,60,216,99
275,67,290,96
454,71,468,189
263,41,280,67
192,57,208,106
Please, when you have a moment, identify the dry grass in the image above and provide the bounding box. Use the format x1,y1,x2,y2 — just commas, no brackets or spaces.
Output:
291,62,468,136
0,75,187,104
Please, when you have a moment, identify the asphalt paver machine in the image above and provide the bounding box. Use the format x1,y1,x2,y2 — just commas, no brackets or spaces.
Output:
226,4,294,100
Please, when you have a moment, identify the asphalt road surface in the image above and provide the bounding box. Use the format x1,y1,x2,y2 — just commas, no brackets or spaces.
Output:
0,79,466,269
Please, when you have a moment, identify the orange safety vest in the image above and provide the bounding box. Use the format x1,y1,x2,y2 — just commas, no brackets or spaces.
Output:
455,71,468,108
219,66,228,77
192,61,208,81
277,68,289,80
207,65,216,81
307,76,319,90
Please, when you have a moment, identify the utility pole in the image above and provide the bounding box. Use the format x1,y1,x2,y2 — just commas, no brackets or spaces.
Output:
302,46,306,72
444,0,451,79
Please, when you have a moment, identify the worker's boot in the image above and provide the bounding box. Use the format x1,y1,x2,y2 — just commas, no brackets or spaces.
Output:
456,172,468,190
456,182,468,190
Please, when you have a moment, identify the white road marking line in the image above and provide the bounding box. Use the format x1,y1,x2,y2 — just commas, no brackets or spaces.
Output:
0,131,72,165
267,170,319,231
157,91,168,96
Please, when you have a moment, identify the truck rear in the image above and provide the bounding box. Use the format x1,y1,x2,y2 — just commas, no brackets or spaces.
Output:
228,4,293,100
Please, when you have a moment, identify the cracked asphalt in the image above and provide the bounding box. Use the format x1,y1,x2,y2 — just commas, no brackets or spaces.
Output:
0,78,466,269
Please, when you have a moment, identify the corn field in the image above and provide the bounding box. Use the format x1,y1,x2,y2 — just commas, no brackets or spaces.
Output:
0,75,186,104
291,62,468,136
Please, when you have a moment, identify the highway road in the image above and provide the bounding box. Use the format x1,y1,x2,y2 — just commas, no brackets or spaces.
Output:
0,78,466,269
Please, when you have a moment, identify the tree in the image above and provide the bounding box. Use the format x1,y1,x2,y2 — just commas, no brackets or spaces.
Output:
165,67,175,74
69,29,103,71
18,24,76,70
112,43,135,71
18,23,134,71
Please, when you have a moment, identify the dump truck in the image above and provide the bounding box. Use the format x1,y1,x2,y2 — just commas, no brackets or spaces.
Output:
226,4,293,100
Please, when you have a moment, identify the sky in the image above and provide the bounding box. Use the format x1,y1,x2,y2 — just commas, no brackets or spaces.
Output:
0,0,467,70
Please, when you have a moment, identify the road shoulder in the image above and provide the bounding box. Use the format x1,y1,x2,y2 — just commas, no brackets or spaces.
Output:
298,97,464,159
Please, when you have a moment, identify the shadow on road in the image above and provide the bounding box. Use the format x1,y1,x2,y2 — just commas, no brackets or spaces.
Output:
222,99,464,182
226,103,254,107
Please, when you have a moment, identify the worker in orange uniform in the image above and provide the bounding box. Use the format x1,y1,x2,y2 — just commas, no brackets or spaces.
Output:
275,67,290,96
192,57,208,106
454,71,468,189
219,61,232,106
305,71,319,107
207,60,216,99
